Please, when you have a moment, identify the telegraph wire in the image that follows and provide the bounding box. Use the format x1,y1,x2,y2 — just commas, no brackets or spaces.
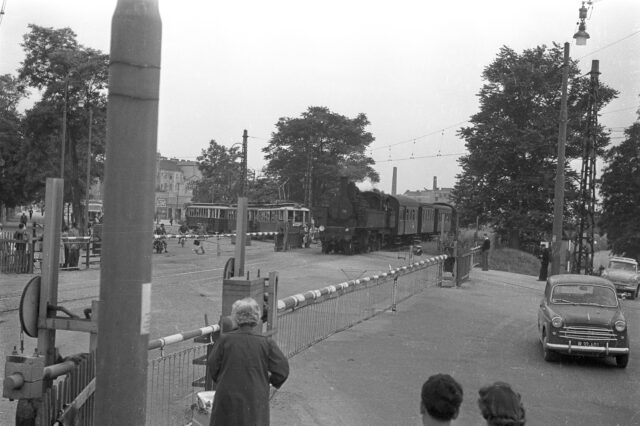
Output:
575,29,640,60
370,120,469,152
0,0,7,26
374,152,465,163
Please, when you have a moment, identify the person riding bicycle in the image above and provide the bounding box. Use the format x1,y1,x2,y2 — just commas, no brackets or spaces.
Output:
155,223,168,253
178,223,189,247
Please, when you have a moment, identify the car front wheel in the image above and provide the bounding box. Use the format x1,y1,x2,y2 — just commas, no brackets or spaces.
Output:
542,330,559,362
616,354,629,368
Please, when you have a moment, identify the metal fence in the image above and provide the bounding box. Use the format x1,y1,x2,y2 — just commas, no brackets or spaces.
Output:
274,256,444,358
41,352,96,426
147,344,212,426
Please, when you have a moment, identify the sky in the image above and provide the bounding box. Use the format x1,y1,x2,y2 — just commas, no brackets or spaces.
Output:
1,0,639,194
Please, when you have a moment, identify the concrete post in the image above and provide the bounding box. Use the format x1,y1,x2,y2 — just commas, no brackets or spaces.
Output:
95,1,161,425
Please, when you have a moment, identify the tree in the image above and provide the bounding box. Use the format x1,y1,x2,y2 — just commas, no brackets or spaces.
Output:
599,115,640,260
192,139,244,203
17,24,109,231
0,74,28,218
263,106,378,208
452,44,616,248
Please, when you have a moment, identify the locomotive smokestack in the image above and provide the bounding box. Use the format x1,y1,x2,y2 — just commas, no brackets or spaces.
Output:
433,176,438,190
392,167,397,195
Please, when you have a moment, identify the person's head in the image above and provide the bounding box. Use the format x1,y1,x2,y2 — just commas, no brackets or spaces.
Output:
231,297,261,327
18,223,24,230
484,234,489,240
477,382,526,426
420,374,463,424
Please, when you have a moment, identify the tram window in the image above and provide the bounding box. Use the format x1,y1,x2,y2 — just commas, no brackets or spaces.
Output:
294,210,303,222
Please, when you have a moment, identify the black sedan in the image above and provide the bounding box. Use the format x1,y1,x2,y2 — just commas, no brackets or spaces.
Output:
537,274,630,368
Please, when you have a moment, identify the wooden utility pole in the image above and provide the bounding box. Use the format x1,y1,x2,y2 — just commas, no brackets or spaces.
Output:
551,42,570,276
95,1,161,424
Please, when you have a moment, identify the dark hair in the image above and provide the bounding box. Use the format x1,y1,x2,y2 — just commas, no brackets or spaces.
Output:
421,374,463,421
478,382,526,426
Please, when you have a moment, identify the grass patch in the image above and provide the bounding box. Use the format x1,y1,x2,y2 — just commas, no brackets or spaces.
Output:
488,247,540,277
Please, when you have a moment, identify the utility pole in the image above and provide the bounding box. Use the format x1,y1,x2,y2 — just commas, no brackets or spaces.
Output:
240,129,248,197
85,107,93,234
551,42,570,276
95,1,161,425
572,60,600,275
234,129,249,277
60,76,69,180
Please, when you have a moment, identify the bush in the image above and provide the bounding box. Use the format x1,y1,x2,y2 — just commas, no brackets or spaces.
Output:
488,247,540,277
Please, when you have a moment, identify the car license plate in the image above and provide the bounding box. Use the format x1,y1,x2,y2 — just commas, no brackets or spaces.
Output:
576,341,600,347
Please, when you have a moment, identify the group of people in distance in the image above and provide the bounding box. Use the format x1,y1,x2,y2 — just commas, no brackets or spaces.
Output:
420,374,526,426
206,296,526,426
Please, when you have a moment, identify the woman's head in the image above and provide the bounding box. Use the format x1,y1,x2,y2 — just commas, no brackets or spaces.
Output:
478,382,526,426
231,297,261,327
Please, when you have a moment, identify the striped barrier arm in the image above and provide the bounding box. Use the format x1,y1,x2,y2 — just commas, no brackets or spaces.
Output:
152,232,278,240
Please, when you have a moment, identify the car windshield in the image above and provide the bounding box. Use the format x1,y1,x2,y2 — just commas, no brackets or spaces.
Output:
608,261,637,272
551,284,618,307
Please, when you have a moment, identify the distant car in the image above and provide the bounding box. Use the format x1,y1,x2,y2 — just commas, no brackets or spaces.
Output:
601,257,640,299
537,274,629,368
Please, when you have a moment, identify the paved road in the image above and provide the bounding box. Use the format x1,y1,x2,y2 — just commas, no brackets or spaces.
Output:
271,268,640,426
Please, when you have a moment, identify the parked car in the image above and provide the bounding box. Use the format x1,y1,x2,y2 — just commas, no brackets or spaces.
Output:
601,257,640,299
537,274,629,368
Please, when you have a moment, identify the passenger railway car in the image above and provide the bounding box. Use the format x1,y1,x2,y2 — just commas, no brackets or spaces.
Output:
316,178,456,255
185,202,310,234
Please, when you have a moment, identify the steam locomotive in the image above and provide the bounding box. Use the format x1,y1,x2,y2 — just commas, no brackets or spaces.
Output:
314,178,455,255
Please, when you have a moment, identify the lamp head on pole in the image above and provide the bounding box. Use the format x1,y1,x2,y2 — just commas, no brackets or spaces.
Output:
573,22,590,45
573,1,591,46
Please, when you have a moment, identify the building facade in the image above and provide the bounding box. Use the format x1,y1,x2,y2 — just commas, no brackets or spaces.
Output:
88,153,201,223
155,154,201,222
404,177,454,205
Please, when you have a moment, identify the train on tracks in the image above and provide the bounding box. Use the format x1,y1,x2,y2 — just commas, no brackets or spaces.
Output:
185,202,310,234
314,178,456,255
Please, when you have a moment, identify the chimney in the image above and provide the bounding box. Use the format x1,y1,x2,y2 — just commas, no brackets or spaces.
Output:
433,176,438,191
392,167,397,195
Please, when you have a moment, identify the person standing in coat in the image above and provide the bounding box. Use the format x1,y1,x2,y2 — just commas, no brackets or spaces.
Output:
538,244,550,281
207,297,289,426
481,234,491,271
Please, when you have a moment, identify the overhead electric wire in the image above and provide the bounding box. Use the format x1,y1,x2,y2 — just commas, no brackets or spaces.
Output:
0,0,7,26
576,29,640,60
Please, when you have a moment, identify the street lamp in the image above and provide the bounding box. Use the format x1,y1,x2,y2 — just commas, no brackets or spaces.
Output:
551,2,590,276
573,2,590,46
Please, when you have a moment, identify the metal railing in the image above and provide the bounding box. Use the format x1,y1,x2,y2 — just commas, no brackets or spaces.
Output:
41,352,96,426
274,256,444,358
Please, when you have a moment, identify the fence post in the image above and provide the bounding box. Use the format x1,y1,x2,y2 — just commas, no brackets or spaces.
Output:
391,274,398,312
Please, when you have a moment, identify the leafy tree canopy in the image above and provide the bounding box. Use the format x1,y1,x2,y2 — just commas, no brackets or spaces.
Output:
192,139,281,204
452,44,617,248
0,74,28,207
599,115,640,260
192,139,243,203
263,106,378,208
16,24,109,231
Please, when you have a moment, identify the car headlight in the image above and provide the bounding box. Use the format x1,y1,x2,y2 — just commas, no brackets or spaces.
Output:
551,316,563,328
615,320,626,332
319,226,325,232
